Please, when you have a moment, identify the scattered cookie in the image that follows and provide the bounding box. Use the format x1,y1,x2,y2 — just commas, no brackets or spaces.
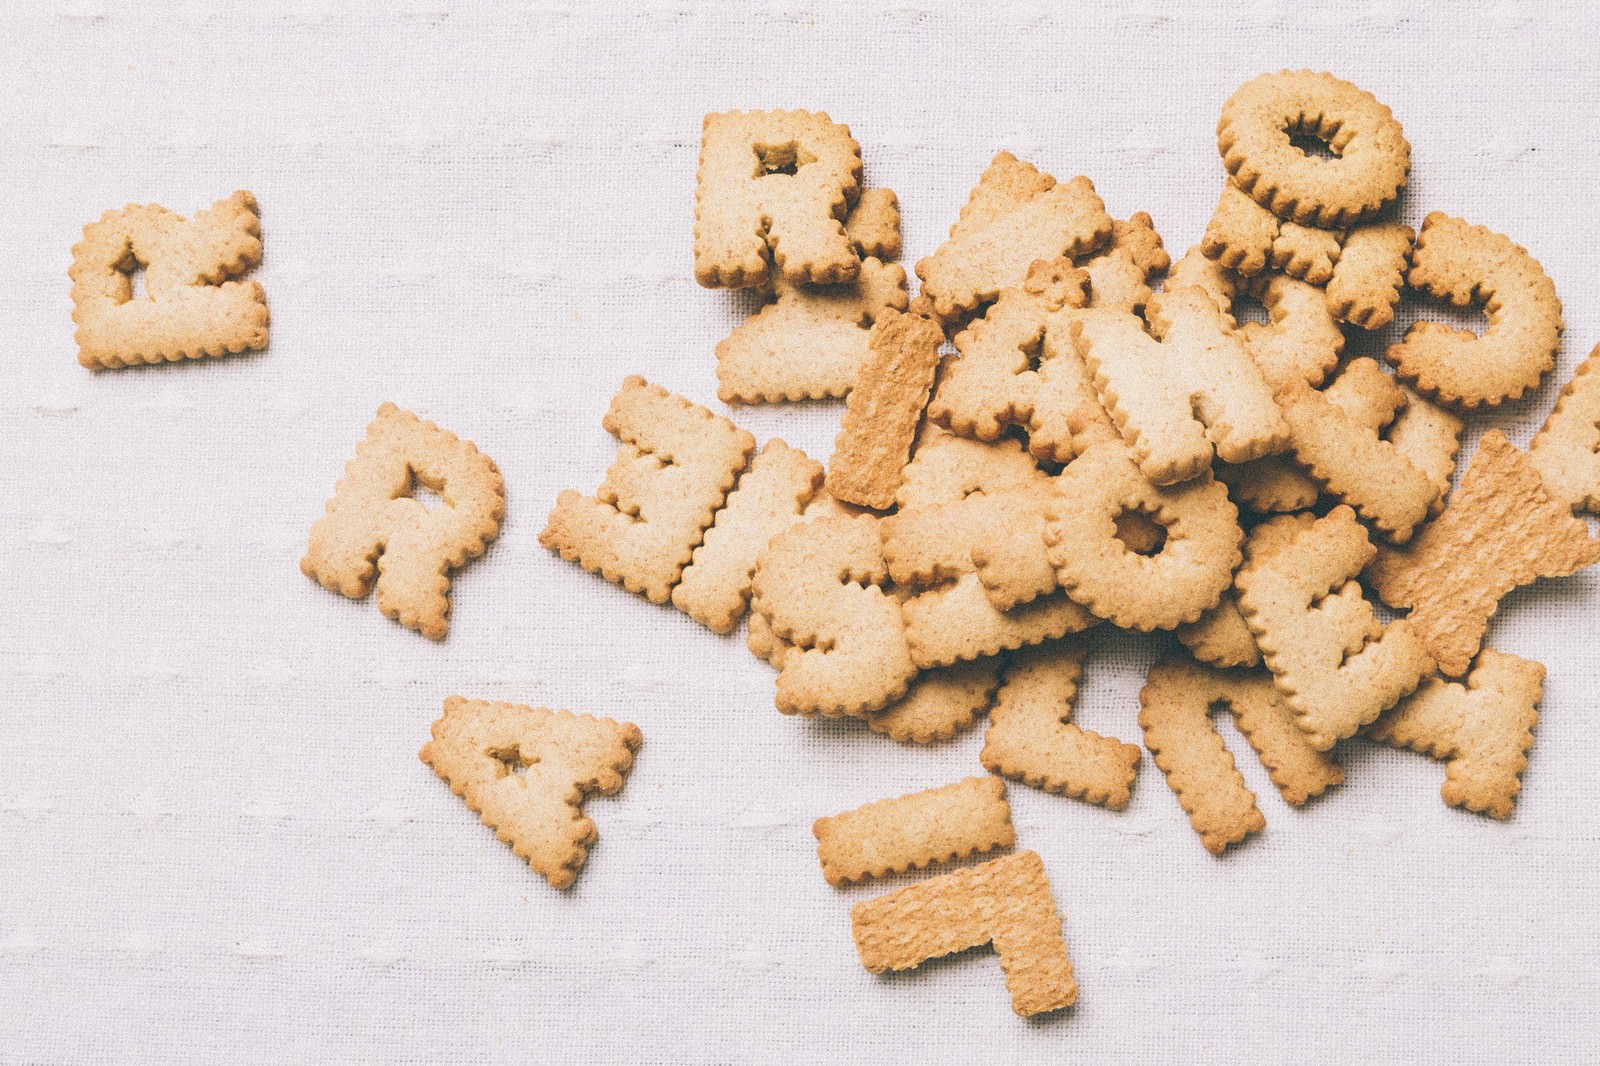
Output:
694,109,863,289
814,776,1015,886
1073,285,1289,485
1367,648,1544,819
751,514,918,715
1218,69,1410,228
302,403,505,640
915,152,1113,322
825,308,944,510
1236,506,1435,750
1273,360,1440,543
844,187,903,261
895,426,1051,511
851,850,1077,1017
929,229,1165,464
1385,212,1562,409
70,190,269,370
1175,512,1317,669
1044,442,1243,631
1325,220,1414,329
1389,383,1466,515
868,658,1004,744
715,257,909,403
1527,342,1600,514
419,697,642,888
1138,658,1264,854
901,574,1097,668
541,376,756,604
1200,180,1342,282
980,641,1141,810
672,439,825,633
1367,431,1600,677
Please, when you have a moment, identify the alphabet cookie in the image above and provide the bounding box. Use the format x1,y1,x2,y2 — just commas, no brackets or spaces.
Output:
1044,443,1243,631
1367,431,1600,677
694,109,864,288
541,377,756,603
302,404,505,640
915,151,1113,322
1235,506,1434,750
1218,70,1410,228
1200,180,1342,282
814,777,1015,886
751,514,918,716
1528,343,1600,513
419,698,642,888
1073,285,1289,485
70,190,269,370
1325,221,1414,329
1175,512,1316,669
980,641,1141,810
1385,212,1562,409
672,439,825,633
851,850,1077,1017
825,308,945,510
1367,648,1544,819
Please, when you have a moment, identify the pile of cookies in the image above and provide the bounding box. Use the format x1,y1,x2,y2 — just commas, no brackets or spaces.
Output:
70,70,1600,1019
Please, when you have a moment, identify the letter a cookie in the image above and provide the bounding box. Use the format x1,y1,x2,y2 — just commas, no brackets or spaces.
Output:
302,404,505,640
1367,648,1544,819
695,110,864,289
541,377,757,603
70,190,269,370
851,850,1077,1017
420,697,641,888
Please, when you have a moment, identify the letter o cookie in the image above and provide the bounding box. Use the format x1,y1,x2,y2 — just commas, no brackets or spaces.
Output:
1043,443,1242,631
1218,70,1410,228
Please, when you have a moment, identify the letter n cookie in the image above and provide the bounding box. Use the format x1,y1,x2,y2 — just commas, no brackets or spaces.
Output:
851,851,1077,1017
302,404,505,640
695,110,864,289
1368,649,1544,819
420,698,642,888
70,190,269,369
541,376,757,604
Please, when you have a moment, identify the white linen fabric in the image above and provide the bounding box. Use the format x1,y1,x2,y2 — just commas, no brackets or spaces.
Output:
3,1,1599,1062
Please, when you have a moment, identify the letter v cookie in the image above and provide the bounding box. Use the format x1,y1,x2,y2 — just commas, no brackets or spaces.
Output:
1235,506,1434,749
70,190,269,370
694,109,863,288
1367,648,1544,819
419,697,642,888
541,376,756,603
302,404,505,640
1367,431,1600,677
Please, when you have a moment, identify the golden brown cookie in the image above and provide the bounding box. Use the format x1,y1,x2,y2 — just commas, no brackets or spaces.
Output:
1175,512,1317,669
980,641,1141,809
915,152,1113,322
1325,221,1414,329
1367,431,1600,677
1368,648,1544,819
1218,70,1410,228
303,404,505,640
814,777,1015,886
1200,181,1342,282
751,514,918,716
70,190,269,370
1235,506,1434,750
419,697,642,888
1527,343,1600,514
694,109,863,288
851,850,1077,1018
1385,212,1561,409
1044,443,1243,631
541,377,756,603
825,308,945,510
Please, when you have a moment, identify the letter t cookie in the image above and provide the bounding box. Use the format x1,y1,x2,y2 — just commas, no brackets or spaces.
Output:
70,190,269,370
